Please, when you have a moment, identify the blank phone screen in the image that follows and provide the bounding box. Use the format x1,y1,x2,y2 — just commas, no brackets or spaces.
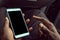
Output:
8,11,28,35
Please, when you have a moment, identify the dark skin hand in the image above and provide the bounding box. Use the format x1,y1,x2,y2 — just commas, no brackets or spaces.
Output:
33,15,60,40
0,17,14,40
0,14,32,40
0,15,60,40
0,17,32,40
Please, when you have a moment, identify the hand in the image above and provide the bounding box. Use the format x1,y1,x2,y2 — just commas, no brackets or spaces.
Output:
33,15,60,40
0,17,14,40
0,14,33,40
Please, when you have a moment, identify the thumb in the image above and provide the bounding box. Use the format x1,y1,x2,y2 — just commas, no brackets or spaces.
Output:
4,17,9,28
3,17,14,40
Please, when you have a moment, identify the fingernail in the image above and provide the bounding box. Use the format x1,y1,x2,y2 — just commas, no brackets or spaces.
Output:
5,17,9,22
33,15,36,18
33,15,42,19
5,17,8,21
29,27,33,31
26,19,30,22
22,13,25,16
39,23,44,28
39,23,46,30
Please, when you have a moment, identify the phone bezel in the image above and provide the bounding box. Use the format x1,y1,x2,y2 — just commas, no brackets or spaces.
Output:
6,8,29,38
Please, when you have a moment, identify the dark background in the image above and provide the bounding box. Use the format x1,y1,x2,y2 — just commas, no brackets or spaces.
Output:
0,0,60,40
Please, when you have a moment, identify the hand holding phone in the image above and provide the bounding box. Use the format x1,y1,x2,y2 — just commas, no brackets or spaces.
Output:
6,8,29,38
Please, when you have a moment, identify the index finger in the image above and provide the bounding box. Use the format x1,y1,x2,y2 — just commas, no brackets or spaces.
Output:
33,15,54,29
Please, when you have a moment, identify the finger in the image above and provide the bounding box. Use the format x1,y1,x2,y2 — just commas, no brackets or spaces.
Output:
33,15,54,29
40,23,53,34
26,19,30,24
33,15,58,33
38,23,43,35
40,23,58,38
4,17,14,40
4,17,9,28
22,13,25,16
22,13,30,24
28,27,33,32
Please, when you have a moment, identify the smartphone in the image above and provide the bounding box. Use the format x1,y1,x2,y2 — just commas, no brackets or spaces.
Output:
6,8,29,38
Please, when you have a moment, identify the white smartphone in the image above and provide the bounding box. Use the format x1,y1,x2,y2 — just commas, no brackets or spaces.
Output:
6,8,29,38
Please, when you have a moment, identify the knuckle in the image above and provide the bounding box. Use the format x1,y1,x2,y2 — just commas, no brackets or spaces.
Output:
48,22,54,27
